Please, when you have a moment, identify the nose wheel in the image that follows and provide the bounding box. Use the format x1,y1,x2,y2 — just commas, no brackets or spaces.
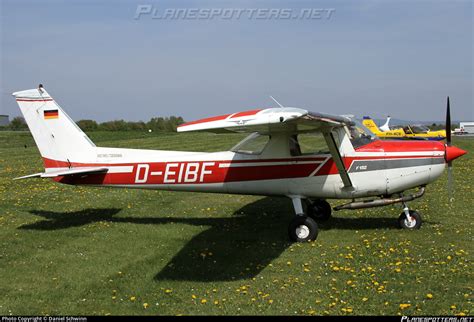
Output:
398,210,422,229
288,196,319,242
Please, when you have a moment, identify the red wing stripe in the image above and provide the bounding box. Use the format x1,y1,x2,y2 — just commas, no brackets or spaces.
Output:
177,114,232,128
229,109,262,118
178,109,263,128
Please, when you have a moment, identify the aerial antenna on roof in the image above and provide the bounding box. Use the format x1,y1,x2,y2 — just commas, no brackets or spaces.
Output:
269,95,284,108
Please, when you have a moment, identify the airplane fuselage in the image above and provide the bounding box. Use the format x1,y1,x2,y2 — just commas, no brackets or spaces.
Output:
49,139,447,200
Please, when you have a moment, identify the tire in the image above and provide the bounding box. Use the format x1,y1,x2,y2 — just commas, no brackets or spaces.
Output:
288,216,319,242
398,210,422,229
306,199,332,221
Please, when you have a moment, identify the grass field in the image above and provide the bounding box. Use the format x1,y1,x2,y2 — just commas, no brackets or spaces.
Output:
0,130,472,316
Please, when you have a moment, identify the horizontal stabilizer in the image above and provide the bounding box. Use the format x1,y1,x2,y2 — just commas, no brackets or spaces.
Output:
14,167,109,180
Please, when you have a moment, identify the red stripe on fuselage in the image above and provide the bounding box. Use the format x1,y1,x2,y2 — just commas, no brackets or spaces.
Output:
16,99,54,102
356,140,445,153
43,153,444,186
50,159,323,185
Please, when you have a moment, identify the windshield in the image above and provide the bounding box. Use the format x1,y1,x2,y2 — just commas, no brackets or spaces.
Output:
410,125,429,134
349,120,376,148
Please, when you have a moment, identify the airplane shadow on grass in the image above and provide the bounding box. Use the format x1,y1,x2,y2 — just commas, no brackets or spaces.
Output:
19,197,422,282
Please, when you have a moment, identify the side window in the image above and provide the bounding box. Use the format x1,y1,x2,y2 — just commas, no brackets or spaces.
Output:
290,133,329,156
231,133,270,155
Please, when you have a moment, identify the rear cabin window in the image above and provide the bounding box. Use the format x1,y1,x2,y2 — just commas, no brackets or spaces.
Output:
289,133,329,156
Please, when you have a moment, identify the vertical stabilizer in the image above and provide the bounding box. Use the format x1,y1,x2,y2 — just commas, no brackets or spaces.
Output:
13,85,96,168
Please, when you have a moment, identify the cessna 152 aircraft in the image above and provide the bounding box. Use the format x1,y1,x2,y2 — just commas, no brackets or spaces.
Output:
363,116,446,141
13,85,466,242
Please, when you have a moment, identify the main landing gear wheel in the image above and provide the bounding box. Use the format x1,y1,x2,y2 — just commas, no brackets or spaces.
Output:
398,210,422,230
306,199,332,221
288,216,319,242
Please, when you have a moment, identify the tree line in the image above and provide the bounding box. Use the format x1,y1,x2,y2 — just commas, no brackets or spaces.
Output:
0,116,185,132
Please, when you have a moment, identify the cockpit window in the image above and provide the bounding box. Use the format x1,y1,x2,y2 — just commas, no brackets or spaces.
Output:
289,133,329,156
231,132,270,155
410,125,429,134
349,120,376,148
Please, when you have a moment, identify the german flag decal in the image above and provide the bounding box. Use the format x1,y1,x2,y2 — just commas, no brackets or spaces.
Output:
44,110,59,120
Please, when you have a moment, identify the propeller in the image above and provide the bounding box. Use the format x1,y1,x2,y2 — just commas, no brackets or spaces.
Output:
443,97,467,201
445,96,453,201
446,96,451,147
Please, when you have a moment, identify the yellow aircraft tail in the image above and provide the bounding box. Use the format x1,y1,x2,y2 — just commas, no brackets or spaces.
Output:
362,116,382,134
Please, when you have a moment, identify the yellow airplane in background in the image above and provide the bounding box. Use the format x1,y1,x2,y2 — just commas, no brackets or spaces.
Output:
362,116,446,141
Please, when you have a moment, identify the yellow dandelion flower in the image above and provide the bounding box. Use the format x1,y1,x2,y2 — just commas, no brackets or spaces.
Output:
164,289,173,294
143,303,149,309
192,294,197,299
450,305,456,309
399,303,411,310
214,300,219,305
362,297,368,302
268,299,274,304
130,296,136,301
201,299,207,304
426,293,433,299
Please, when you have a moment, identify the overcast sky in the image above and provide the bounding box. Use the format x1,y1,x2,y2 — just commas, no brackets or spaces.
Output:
1,0,472,122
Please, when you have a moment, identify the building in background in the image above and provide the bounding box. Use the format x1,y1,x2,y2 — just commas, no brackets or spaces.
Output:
454,122,474,135
0,115,9,127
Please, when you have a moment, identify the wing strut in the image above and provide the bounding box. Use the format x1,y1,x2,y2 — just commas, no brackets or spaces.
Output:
323,131,353,188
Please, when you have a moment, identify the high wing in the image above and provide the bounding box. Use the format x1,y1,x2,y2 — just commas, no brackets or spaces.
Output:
14,167,109,180
177,108,353,134
178,107,354,188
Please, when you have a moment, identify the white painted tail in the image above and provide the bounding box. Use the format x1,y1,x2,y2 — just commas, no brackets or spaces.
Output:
379,116,391,132
13,86,96,167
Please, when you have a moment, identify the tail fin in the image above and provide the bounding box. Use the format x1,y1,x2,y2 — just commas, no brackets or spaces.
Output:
13,85,96,168
379,116,391,132
362,116,382,135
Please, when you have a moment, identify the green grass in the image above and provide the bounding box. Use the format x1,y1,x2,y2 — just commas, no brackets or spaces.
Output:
0,131,472,316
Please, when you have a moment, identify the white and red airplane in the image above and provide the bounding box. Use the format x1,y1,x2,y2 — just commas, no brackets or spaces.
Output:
13,85,466,242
